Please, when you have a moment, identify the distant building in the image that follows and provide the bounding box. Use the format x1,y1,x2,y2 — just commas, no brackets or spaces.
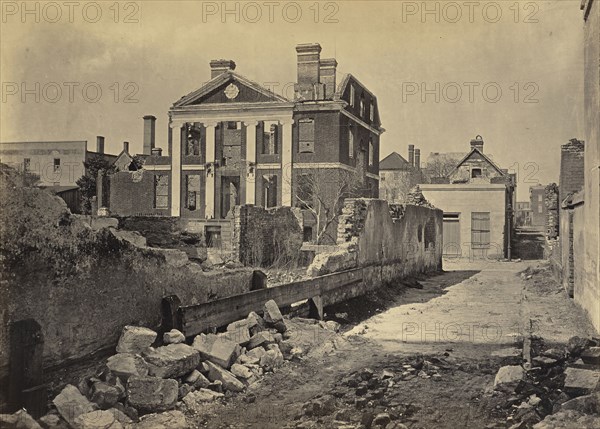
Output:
108,43,383,245
515,202,532,227
379,145,424,203
529,185,546,228
420,135,516,259
0,138,115,187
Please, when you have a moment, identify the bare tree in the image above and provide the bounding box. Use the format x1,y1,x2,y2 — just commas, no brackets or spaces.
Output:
294,169,369,244
424,154,459,179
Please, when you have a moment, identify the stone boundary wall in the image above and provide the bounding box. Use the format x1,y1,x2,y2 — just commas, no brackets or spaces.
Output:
308,199,443,286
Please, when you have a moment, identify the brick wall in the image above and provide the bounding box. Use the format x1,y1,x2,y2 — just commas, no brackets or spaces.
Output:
559,139,585,202
109,170,171,217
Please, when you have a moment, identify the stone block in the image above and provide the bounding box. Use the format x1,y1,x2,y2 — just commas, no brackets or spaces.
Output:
192,334,241,369
52,385,98,428
230,364,253,379
142,344,200,378
494,365,524,390
581,347,600,365
73,410,122,429
135,411,188,429
89,381,121,409
115,326,157,354
259,344,284,371
263,300,284,326
0,410,43,429
205,361,245,392
126,376,178,413
247,331,275,350
163,329,185,345
563,367,600,396
106,354,148,381
559,392,600,415
221,323,251,347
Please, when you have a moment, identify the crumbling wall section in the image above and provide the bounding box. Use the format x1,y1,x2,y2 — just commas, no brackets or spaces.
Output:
232,205,303,267
309,197,443,282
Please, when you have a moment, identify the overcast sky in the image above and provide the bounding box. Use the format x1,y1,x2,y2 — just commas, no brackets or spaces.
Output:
1,1,586,199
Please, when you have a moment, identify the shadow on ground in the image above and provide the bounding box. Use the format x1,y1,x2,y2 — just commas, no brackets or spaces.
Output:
325,269,480,330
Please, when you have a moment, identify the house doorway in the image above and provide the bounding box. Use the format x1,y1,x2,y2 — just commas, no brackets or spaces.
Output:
443,213,461,257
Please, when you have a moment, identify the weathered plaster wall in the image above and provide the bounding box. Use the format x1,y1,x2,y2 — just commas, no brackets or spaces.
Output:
420,184,507,258
309,199,443,287
580,0,600,332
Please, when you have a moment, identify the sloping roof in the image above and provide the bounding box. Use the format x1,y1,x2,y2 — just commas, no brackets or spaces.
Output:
173,70,291,107
447,147,505,177
380,152,412,171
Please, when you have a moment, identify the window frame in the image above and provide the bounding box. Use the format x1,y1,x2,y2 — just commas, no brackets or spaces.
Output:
154,174,169,209
53,158,60,172
298,118,315,153
471,212,491,248
348,126,354,159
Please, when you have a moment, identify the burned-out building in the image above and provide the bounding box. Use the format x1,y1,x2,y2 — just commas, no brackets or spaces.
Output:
420,135,516,259
109,43,383,244
529,185,547,229
379,145,424,203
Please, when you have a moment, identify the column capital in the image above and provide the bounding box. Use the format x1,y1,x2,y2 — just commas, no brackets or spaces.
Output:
203,121,219,128
169,121,185,129
280,118,295,126
243,120,260,127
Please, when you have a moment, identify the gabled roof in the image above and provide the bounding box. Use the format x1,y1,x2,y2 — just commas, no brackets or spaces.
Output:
447,147,505,177
334,73,382,127
173,71,290,107
380,152,412,171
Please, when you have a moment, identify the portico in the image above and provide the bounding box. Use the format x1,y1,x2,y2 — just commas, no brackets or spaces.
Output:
169,104,294,218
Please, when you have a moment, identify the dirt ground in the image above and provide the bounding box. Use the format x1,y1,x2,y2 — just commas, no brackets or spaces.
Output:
192,259,596,429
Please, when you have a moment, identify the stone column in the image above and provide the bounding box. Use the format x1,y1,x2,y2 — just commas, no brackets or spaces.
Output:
281,118,294,206
171,123,182,217
204,121,218,219
244,120,258,205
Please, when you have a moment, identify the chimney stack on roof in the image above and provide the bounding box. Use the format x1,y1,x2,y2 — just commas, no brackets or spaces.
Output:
470,135,484,153
319,58,338,99
96,136,105,154
408,144,415,167
295,43,327,100
415,149,421,170
123,141,129,154
143,115,156,156
210,59,236,79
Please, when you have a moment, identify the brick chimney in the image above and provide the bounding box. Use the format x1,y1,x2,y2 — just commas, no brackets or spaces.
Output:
96,136,105,154
210,59,236,79
319,58,337,98
408,144,415,166
123,141,129,154
295,43,325,100
143,115,156,155
470,135,484,153
415,149,421,170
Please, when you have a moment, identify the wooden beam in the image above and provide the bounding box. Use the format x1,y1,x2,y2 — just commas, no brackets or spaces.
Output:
179,268,362,336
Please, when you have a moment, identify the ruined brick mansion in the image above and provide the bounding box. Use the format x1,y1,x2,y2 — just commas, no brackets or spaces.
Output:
107,43,383,244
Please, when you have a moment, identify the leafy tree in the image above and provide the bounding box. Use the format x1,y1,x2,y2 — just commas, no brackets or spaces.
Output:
76,156,115,214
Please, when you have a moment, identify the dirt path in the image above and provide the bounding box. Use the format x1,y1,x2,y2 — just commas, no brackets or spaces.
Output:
196,260,596,429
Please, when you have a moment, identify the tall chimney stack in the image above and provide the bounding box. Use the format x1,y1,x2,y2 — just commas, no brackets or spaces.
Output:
415,149,421,170
143,115,156,155
96,136,105,154
470,135,484,153
209,59,236,79
295,43,323,100
408,144,415,167
123,141,129,154
319,58,337,99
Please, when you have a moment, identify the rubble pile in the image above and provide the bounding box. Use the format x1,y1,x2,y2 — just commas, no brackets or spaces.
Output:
404,186,434,208
2,299,340,429
490,335,600,429
295,354,452,428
